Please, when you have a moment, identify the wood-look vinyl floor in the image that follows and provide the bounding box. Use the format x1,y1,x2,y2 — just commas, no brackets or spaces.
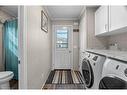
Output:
43,69,86,89
9,79,18,89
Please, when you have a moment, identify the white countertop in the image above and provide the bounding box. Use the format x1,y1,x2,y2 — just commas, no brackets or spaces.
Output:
86,49,127,62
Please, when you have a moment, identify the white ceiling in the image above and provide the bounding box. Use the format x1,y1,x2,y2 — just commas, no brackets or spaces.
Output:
46,6,84,20
0,6,18,17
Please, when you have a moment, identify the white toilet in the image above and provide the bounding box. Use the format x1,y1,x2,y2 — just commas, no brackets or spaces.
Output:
0,71,14,89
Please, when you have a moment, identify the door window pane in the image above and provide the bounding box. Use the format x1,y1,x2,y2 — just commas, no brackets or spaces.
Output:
56,29,68,48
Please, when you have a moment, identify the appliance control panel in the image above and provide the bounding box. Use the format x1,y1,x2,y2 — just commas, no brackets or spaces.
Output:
124,68,127,77
93,56,98,61
88,54,91,58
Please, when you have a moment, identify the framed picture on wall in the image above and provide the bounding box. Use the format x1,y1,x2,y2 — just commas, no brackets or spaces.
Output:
41,10,48,32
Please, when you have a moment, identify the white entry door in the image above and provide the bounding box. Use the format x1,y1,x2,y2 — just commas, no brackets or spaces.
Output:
53,25,73,69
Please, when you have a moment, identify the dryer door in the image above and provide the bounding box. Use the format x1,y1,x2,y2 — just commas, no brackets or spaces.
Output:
82,59,94,88
99,76,127,89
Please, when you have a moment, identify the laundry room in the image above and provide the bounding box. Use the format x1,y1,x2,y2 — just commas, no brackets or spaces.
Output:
1,0,127,95
0,5,126,90
0,2,127,92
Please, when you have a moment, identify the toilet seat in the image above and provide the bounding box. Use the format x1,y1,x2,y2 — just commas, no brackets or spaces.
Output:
0,71,14,80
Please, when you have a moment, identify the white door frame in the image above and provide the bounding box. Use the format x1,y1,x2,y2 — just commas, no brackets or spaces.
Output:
18,6,28,89
52,25,73,70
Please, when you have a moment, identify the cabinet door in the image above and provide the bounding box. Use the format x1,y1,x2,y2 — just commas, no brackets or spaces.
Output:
109,6,127,31
95,6,109,36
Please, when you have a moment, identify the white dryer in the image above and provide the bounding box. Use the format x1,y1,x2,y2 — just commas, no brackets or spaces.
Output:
99,58,127,89
82,52,106,89
89,53,106,89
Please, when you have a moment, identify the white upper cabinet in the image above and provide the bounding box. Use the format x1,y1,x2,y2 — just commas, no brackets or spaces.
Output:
95,6,127,36
109,6,127,31
95,6,109,36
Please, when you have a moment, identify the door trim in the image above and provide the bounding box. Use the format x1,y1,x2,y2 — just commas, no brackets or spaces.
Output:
52,25,73,70
18,6,28,89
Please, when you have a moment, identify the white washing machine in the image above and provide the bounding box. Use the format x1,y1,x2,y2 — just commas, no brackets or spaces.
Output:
82,52,106,89
99,58,127,89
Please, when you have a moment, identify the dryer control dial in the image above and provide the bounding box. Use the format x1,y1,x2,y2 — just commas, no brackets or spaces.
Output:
124,68,127,77
93,56,98,61
88,54,91,58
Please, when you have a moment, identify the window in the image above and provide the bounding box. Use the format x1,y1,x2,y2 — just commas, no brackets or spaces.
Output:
56,29,68,48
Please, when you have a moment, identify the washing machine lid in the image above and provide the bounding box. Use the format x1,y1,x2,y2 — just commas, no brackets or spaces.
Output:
99,76,127,89
0,71,14,79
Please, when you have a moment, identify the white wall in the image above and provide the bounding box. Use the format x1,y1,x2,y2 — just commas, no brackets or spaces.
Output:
79,8,87,71
73,22,79,70
79,11,87,52
52,20,73,25
108,32,127,51
73,31,79,70
26,6,52,89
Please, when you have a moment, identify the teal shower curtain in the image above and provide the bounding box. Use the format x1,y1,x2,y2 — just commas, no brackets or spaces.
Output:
4,19,18,80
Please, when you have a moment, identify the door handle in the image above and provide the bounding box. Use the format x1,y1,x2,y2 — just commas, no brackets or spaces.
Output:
69,51,72,53
18,59,20,64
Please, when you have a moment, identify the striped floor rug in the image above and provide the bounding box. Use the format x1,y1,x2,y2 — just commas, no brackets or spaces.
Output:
45,70,84,84
43,84,86,89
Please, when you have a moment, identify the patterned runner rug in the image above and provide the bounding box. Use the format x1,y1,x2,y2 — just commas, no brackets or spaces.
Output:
45,69,84,84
